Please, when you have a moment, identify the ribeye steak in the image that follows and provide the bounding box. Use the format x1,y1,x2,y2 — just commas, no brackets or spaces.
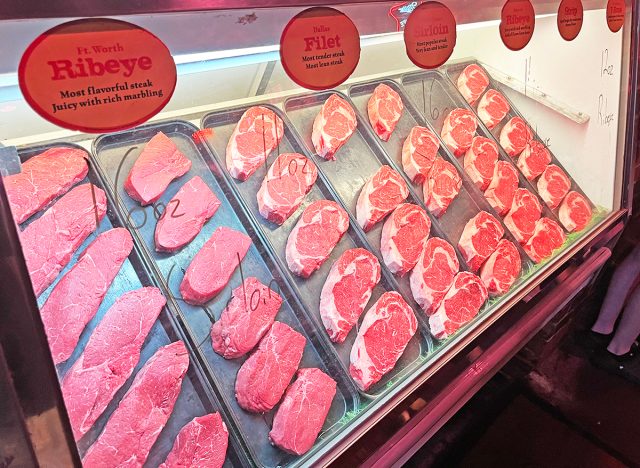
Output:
479,239,521,295
424,157,461,218
367,83,403,141
484,160,519,216
523,217,566,263
559,191,592,232
504,188,542,243
312,94,357,160
441,108,478,157
458,211,505,272
457,64,489,105
357,165,409,232
538,164,571,210
464,136,499,191
401,125,440,184
517,140,551,181
499,117,532,157
381,203,431,276
477,89,510,130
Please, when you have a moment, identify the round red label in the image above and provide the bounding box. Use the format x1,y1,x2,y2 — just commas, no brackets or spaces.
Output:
403,2,457,69
280,7,360,90
500,0,535,51
558,0,583,41
606,0,625,33
18,18,176,133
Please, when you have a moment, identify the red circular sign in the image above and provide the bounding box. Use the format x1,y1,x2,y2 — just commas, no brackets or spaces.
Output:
558,0,583,41
606,0,625,33
19,19,176,133
280,7,360,90
404,2,457,69
500,0,535,51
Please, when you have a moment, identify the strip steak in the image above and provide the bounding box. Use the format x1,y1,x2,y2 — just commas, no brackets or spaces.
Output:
367,83,403,141
479,239,521,295
517,140,551,180
312,94,357,160
458,211,505,272
484,160,519,216
559,191,592,232
524,217,566,263
456,64,489,105
477,89,510,130
381,203,431,276
410,237,459,314
499,117,532,157
441,108,478,156
538,164,571,210
464,136,499,190
504,188,542,243
401,126,440,184
423,158,462,218
357,165,409,231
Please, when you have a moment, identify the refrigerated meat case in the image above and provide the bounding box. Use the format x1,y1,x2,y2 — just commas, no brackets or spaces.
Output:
0,1,637,466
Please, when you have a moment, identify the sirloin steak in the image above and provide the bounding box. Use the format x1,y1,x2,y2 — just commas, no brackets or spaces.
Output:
559,191,592,232
367,83,404,141
381,203,431,276
464,136,499,190
479,239,521,295
312,94,357,160
40,228,133,365
3,146,88,224
319,248,381,343
269,368,337,456
457,64,489,105
211,277,283,359
401,125,440,184
484,161,519,216
61,287,165,440
124,132,192,205
350,291,417,391
477,89,510,130
504,188,543,243
538,164,571,210
517,140,551,181
82,341,189,468
458,211,505,272
524,217,566,263
499,117,532,157
235,321,306,413
424,158,462,218
356,165,409,231
226,106,284,181
441,108,478,157
410,237,459,314
286,200,349,278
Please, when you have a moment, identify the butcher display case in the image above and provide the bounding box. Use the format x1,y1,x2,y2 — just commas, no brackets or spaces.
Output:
0,1,637,467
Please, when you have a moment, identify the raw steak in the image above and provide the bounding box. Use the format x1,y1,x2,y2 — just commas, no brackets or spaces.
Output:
180,227,252,305
124,132,192,205
401,126,440,184
319,248,381,343
499,116,532,157
441,108,478,157
226,106,284,181
559,191,592,232
257,152,318,225
517,140,551,181
211,277,283,359
524,217,566,263
504,188,542,243
479,239,521,295
381,203,431,276
458,211,505,272
61,288,165,440
40,228,133,365
155,176,221,252
21,183,107,297
484,161,519,216
82,341,189,468
538,164,571,210
429,272,488,339
312,94,357,160
423,158,462,217
464,136,499,190
456,64,489,105
286,200,349,278
3,147,88,224
235,321,305,413
367,83,404,141
269,368,337,456
350,291,417,391
410,237,459,314
357,165,409,231
159,413,228,468
477,89,510,130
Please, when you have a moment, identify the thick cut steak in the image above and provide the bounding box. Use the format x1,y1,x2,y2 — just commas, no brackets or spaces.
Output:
401,126,440,184
21,183,107,297
479,239,521,295
517,140,551,181
180,227,252,305
424,158,462,218
319,248,381,343
226,106,284,181
410,237,459,314
257,153,318,225
538,164,571,210
159,413,228,468
61,287,165,440
429,272,488,339
504,188,542,243
441,108,478,157
155,176,221,252
464,136,499,190
499,117,532,157
83,341,189,467
211,277,283,359
477,89,510,130
286,200,349,278
3,147,88,224
484,160,519,216
381,203,431,276
235,321,305,412
357,165,409,231
125,132,192,205
40,228,133,364
559,191,592,232
350,291,417,391
456,64,489,105
367,83,403,141
458,211,505,272
269,368,337,456
524,217,566,263
312,94,357,160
